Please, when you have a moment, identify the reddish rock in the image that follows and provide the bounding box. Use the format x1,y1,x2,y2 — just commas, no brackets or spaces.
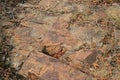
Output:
67,50,102,67
42,42,66,58
1,0,120,80
41,16,80,58
18,51,89,80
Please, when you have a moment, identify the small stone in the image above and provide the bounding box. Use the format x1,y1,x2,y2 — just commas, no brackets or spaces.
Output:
42,43,61,55
0,54,5,62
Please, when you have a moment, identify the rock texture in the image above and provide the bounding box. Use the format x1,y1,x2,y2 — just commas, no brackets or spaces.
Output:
18,51,89,80
8,0,120,79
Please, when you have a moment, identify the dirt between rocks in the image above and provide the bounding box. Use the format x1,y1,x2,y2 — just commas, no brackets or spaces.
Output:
0,0,120,80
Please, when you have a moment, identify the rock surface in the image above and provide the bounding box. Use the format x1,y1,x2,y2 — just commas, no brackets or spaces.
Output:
18,51,89,80
7,0,120,79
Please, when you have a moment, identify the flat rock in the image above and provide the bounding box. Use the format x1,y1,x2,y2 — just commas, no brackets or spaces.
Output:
66,49,102,68
18,51,89,80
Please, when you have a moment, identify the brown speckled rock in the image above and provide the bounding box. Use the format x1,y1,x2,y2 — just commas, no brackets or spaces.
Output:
18,51,89,80
9,0,120,79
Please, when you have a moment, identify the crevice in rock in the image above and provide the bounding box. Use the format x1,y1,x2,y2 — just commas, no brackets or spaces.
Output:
42,45,66,59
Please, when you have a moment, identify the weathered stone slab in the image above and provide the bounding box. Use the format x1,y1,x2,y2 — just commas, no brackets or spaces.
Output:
18,51,89,80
